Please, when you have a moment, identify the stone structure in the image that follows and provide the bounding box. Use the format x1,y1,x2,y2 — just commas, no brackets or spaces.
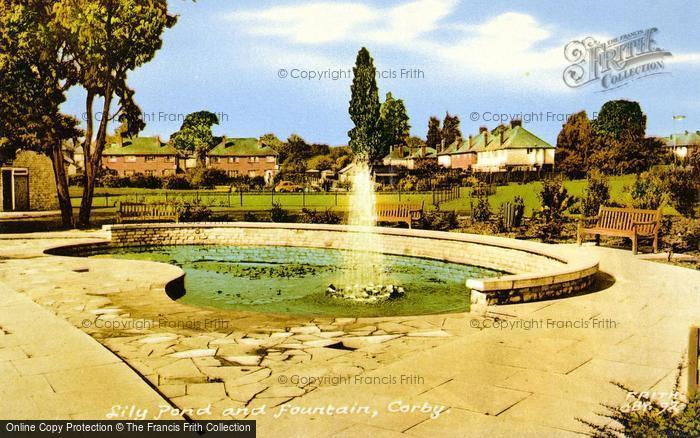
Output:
1,150,58,211
51,223,599,305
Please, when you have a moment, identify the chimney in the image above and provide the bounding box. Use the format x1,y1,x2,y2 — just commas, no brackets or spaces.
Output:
500,130,504,146
479,126,488,134
510,119,522,128
468,135,473,149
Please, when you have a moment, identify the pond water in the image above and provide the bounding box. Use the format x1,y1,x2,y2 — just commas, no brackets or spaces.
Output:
92,245,505,317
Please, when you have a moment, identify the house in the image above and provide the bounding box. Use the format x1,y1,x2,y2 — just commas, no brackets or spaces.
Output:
206,137,278,183
663,131,699,160
382,145,437,169
439,121,555,172
102,136,179,177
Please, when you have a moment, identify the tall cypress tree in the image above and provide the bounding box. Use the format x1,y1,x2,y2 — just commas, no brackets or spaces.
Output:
348,47,383,163
442,112,462,150
380,92,410,152
426,116,442,151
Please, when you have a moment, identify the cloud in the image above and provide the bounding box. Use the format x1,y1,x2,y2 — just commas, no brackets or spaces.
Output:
229,3,378,44
231,1,700,92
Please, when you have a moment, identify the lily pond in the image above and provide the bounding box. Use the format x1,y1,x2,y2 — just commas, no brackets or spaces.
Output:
93,245,504,317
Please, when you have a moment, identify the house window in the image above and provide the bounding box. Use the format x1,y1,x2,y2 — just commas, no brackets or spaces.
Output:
162,169,174,176
228,157,235,163
248,171,257,178
235,157,240,163
164,156,175,163
266,156,276,163
124,170,135,177
248,156,255,163
144,170,154,176
125,155,137,162
212,157,221,163
108,156,118,163
227,170,239,177
145,155,156,162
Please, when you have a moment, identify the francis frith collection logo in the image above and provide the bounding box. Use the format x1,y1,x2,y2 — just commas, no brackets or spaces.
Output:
563,28,672,91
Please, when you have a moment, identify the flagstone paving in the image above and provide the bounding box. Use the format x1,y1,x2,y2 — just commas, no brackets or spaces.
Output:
0,230,698,436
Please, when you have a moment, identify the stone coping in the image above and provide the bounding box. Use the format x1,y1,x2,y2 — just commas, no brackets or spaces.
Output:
48,222,600,305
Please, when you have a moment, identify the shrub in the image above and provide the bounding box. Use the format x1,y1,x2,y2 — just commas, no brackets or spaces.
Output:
582,169,611,217
580,363,700,437
663,166,697,217
269,201,292,222
420,206,458,231
470,183,492,222
536,176,575,240
242,211,259,222
298,208,342,224
187,168,229,189
177,201,213,222
661,216,700,253
129,173,162,189
162,175,192,190
627,170,667,210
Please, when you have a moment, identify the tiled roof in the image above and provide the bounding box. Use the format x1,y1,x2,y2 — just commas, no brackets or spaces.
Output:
208,137,278,157
441,125,553,155
103,137,177,156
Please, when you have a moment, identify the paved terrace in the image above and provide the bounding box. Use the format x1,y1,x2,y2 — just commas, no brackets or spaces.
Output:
0,230,698,436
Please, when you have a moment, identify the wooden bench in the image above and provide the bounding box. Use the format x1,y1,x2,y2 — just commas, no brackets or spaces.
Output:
117,202,179,223
577,206,661,254
376,202,424,229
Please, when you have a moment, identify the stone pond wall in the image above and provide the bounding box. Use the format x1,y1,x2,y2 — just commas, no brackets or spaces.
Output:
47,223,599,306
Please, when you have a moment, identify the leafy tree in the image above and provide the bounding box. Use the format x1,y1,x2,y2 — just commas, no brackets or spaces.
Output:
170,111,219,165
53,0,177,227
441,112,462,151
279,134,310,180
407,136,426,156
593,100,646,140
0,1,81,228
348,47,383,163
308,155,334,171
426,117,442,151
380,92,410,152
591,100,660,174
260,133,284,150
555,111,594,178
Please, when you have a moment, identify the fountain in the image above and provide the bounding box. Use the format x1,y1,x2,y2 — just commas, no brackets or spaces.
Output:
325,160,406,303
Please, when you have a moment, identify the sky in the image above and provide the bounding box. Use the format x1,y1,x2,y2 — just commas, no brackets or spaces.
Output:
62,0,700,146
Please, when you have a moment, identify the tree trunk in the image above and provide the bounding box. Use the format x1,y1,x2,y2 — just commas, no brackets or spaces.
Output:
78,88,112,228
49,140,74,228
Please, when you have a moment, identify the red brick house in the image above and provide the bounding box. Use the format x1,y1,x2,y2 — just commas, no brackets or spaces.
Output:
102,136,179,177
206,137,278,182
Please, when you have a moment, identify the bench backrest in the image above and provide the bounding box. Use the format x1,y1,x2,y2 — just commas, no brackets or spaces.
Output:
376,203,423,219
119,202,178,220
596,206,660,234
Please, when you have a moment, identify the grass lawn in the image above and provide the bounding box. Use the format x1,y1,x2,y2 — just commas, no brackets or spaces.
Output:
68,175,661,215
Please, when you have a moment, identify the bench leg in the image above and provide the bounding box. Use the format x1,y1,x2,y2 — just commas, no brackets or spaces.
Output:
576,229,582,246
595,234,600,246
653,234,658,253
632,235,638,255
